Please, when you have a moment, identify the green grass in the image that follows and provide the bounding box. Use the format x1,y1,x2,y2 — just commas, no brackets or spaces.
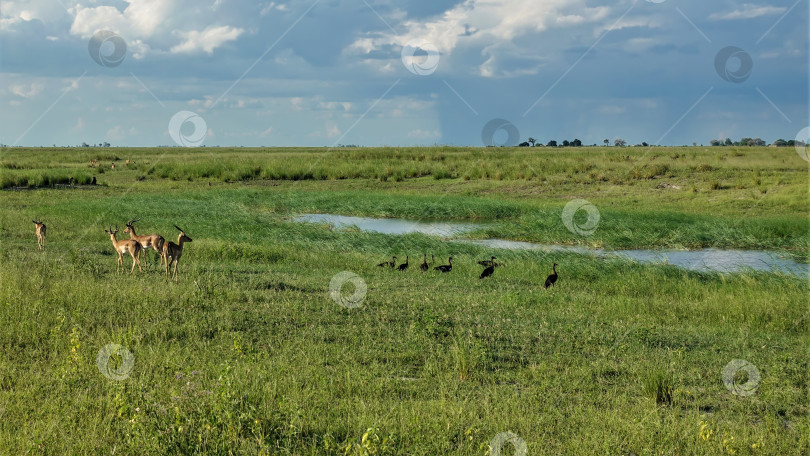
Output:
0,147,808,454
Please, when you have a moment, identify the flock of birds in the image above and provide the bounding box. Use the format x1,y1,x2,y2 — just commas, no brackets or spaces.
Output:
31,218,193,280
377,253,560,288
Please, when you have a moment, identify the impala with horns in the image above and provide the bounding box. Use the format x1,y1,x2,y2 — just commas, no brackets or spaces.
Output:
162,225,193,280
124,218,165,264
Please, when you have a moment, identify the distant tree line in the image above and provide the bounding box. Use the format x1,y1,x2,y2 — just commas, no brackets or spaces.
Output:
710,137,805,147
518,137,641,147
513,136,804,148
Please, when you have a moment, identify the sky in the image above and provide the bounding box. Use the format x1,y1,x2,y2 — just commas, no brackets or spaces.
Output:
0,0,808,147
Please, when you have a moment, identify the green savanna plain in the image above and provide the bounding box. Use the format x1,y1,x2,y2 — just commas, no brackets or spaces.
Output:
0,146,808,454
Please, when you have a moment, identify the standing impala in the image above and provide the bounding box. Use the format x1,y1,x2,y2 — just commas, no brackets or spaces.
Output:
123,218,165,265
32,220,46,251
162,225,192,280
105,226,142,273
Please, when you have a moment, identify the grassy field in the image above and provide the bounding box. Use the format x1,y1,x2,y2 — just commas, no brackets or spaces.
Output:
0,146,808,455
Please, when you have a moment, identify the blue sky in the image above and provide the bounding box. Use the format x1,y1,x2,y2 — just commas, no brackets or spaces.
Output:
1,0,807,147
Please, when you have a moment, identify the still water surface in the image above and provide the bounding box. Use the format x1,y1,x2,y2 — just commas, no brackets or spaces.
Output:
293,213,808,276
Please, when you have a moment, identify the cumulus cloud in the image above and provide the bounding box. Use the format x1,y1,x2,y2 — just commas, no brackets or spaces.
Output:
709,4,787,21
70,1,173,38
170,25,244,54
57,0,244,56
347,0,612,77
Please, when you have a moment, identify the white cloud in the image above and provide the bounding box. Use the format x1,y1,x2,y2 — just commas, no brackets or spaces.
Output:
260,2,287,16
170,25,244,54
709,4,786,21
70,1,172,39
347,0,613,77
62,0,243,56
10,82,44,98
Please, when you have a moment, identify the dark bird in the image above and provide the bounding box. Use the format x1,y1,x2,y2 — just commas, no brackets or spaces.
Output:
397,256,409,271
377,256,397,268
419,254,429,272
434,256,453,273
477,256,497,266
544,263,558,288
479,256,496,279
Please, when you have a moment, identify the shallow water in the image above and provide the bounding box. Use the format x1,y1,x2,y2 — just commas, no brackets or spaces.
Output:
293,213,808,276
293,213,481,237
458,239,808,276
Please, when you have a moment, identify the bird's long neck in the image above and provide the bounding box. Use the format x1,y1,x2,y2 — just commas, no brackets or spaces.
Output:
552,265,557,274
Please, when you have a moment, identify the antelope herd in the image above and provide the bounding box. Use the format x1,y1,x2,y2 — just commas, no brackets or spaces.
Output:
32,219,192,280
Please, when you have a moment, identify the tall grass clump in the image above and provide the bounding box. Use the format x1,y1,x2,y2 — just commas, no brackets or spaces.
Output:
643,366,675,406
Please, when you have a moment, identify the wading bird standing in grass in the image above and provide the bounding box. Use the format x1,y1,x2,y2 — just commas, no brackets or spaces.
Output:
397,256,409,271
434,256,453,273
32,220,46,251
419,254,429,272
479,257,496,279
105,226,142,274
377,256,397,268
124,218,165,265
162,225,193,281
544,263,558,288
